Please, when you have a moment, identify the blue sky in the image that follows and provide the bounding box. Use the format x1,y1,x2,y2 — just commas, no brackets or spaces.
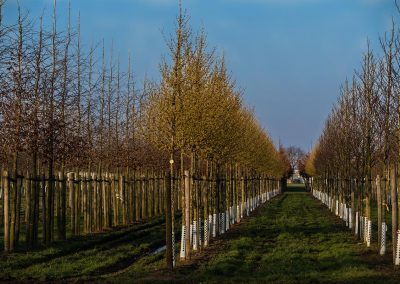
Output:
3,0,396,151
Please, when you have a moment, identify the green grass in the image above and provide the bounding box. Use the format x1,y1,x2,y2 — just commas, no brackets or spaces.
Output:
123,185,400,283
0,215,182,281
1,186,400,283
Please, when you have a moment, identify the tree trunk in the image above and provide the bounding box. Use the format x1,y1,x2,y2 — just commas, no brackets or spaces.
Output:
3,170,10,252
391,167,398,264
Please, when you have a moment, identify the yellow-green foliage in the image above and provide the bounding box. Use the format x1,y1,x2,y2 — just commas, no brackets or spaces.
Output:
304,145,318,177
141,12,285,177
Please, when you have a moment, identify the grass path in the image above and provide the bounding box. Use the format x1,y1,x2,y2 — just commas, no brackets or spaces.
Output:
121,185,400,283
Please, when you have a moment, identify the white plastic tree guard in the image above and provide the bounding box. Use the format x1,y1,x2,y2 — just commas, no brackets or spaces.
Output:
212,213,217,237
190,223,193,248
199,218,202,247
349,208,352,229
225,210,229,231
208,214,212,240
192,220,198,251
172,231,176,266
380,222,386,255
237,204,240,223
395,230,400,265
204,217,209,247
221,212,225,234
366,219,372,247
336,200,339,216
180,225,186,259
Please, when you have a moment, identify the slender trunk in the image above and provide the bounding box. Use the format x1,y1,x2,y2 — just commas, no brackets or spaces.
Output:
165,172,173,270
3,170,10,252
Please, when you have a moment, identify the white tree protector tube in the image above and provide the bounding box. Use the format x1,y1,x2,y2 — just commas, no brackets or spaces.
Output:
340,203,343,219
349,208,352,229
199,218,202,247
204,217,209,247
336,200,339,216
172,231,176,267
366,219,372,247
193,220,198,251
212,213,217,238
237,204,240,223
180,225,186,259
190,223,194,248
380,222,386,255
221,212,226,234
395,230,400,265
208,214,212,239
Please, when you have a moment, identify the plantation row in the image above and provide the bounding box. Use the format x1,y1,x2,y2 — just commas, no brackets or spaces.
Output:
305,4,400,266
311,177,400,264
0,166,280,253
0,0,287,178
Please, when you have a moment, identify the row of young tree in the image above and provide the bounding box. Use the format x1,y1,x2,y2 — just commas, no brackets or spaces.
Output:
0,0,288,262
305,3,400,265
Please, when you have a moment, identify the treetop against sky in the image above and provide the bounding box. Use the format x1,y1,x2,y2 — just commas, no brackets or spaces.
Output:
3,0,395,150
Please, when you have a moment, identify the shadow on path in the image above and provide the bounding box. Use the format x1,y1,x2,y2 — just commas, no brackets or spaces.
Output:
129,185,400,283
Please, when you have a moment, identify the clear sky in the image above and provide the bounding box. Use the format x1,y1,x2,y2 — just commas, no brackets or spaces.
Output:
3,0,397,151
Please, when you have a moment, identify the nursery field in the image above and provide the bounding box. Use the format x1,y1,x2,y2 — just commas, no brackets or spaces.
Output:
1,1,400,281
1,187,400,283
